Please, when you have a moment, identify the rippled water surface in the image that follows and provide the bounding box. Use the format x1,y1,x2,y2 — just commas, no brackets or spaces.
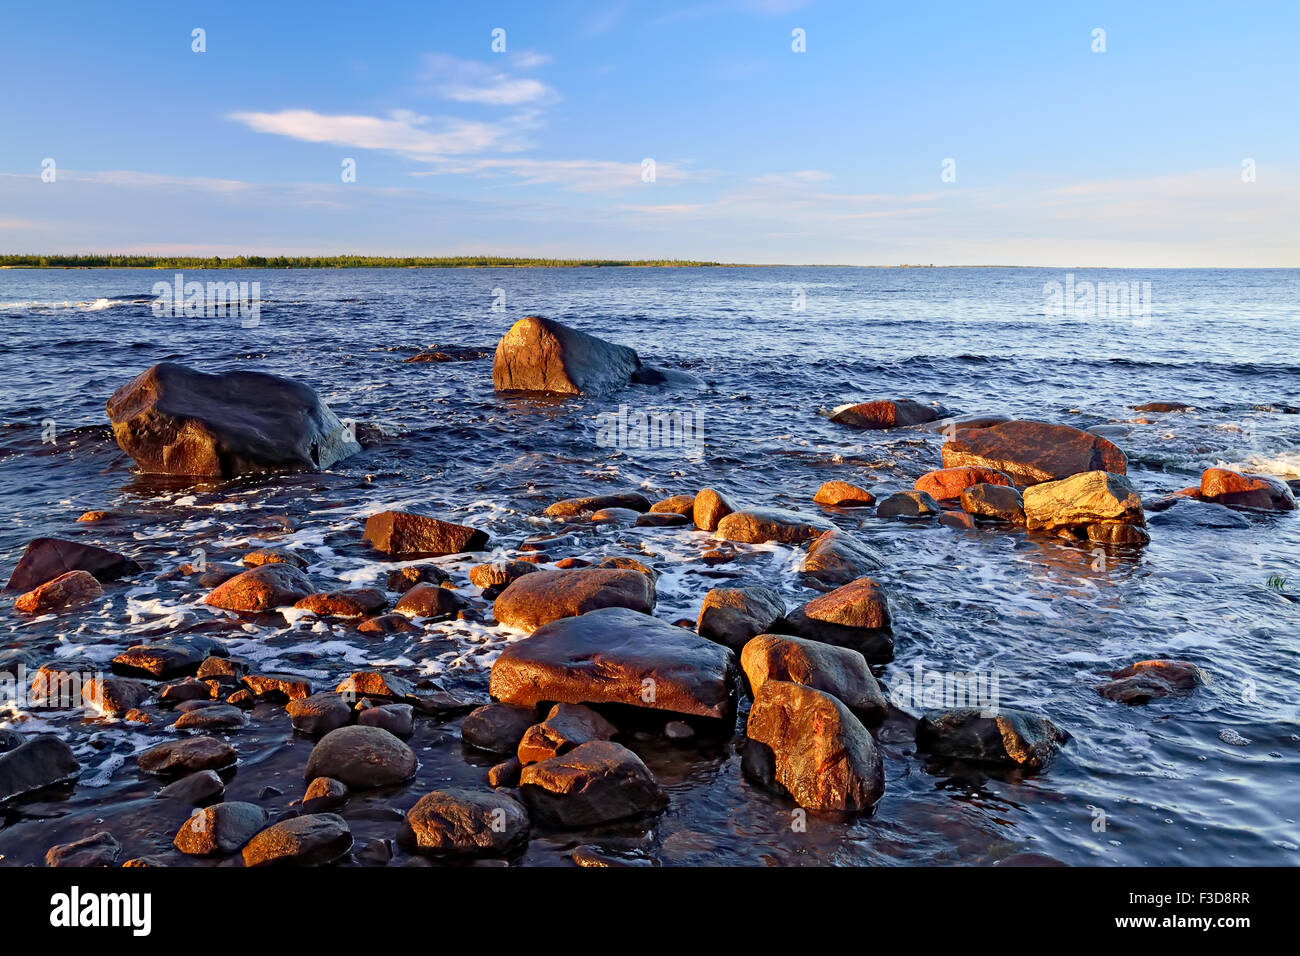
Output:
1,267,1297,867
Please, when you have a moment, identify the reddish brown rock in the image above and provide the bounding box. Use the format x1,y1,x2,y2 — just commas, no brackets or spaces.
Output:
1199,467,1296,511
714,507,832,544
742,681,883,811
335,671,415,702
14,570,103,614
916,709,1066,768
959,483,1026,524
363,511,489,557
799,529,885,592
741,634,887,721
692,488,736,531
543,493,651,517
294,588,387,618
393,582,466,620
386,565,449,592
357,613,421,636
914,466,1014,502
137,736,236,775
813,480,876,507
1097,660,1207,704
941,420,1126,485
174,801,267,856
519,741,667,826
492,568,655,631
241,813,353,867
204,564,314,612
489,606,738,719
242,673,313,701
242,548,308,569
287,692,353,735
82,676,150,717
800,577,890,630
469,560,538,589
398,788,530,856
830,399,940,430
650,494,696,515
492,315,642,395
517,703,618,765
4,537,140,592
696,585,786,652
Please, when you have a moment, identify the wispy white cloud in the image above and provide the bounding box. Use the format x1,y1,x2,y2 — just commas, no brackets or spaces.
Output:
228,108,518,160
413,157,695,193
419,53,557,106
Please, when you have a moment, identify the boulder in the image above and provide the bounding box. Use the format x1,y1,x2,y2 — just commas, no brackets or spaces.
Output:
13,570,103,614
489,606,738,719
517,703,618,764
137,736,236,775
469,560,538,589
393,583,466,620
304,725,416,789
741,634,887,720
692,488,736,531
114,638,219,678
286,692,353,735
798,577,890,629
461,703,538,754
4,537,139,592
241,813,353,867
714,507,832,544
1199,467,1296,512
294,588,387,618
106,362,359,476
1022,470,1145,533
357,702,414,737
0,734,80,805
204,564,314,612
386,565,449,592
650,495,696,515
493,315,641,395
742,681,883,811
799,530,885,592
492,568,656,631
174,801,267,855
876,491,940,519
398,788,530,856
813,480,875,507
544,493,651,517
916,708,1066,768
959,483,1026,524
941,420,1126,485
364,511,489,557
1097,660,1207,704
914,466,1013,502
830,399,940,429
82,676,150,717
696,585,787,652
45,831,121,867
156,769,225,804
519,741,667,826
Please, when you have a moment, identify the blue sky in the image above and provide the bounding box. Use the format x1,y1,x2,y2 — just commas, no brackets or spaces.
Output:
1,0,1296,265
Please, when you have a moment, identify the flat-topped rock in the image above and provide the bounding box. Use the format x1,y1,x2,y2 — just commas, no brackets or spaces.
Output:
493,315,641,395
714,507,832,545
916,708,1066,769
941,419,1126,485
960,483,1026,524
876,491,941,519
1023,470,1144,533
544,493,651,517
1097,659,1208,704
490,606,738,719
519,741,667,826
138,736,236,776
741,634,887,720
106,362,359,476
363,511,489,557
493,568,655,632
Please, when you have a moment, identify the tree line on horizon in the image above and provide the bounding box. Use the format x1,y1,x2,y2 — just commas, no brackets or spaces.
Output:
0,254,731,269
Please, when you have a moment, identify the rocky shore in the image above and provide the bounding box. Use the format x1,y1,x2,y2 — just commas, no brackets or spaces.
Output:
1,316,1295,867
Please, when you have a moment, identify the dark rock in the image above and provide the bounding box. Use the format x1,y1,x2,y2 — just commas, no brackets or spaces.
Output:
0,734,80,804
364,511,489,557
357,613,422,636
82,676,151,717
174,801,267,856
386,565,450,592
304,726,417,789
241,813,353,867
519,741,667,826
106,362,359,476
357,703,414,738
490,606,738,719
544,493,651,517
1097,660,1207,704
462,703,538,754
45,831,120,867
960,483,1026,524
742,681,883,811
492,315,641,395
696,585,786,652
916,708,1066,768
469,560,538,589
156,769,225,804
488,757,523,788
1133,401,1193,413
493,568,656,631
138,736,236,776
876,491,941,519
517,703,618,764
302,776,348,813
5,537,139,593
1147,499,1251,530
159,677,212,702
398,788,530,856
635,511,689,527
114,637,219,678
173,704,246,731
941,419,1127,485
830,399,940,429
799,529,885,591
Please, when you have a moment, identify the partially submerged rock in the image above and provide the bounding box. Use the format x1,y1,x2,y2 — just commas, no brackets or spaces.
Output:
242,813,353,867
461,703,538,755
517,703,618,765
490,606,738,719
941,420,1126,485
813,480,875,507
715,507,832,544
1199,467,1296,512
106,362,360,476
204,563,315,612
519,741,667,826
174,801,268,856
914,466,1013,502
398,788,530,856
696,585,787,652
393,582,467,620
876,491,941,519
304,726,417,789
492,568,656,631
960,483,1026,524
741,634,887,721
1022,470,1145,535
294,588,387,618
0,734,80,805
742,681,884,811
799,529,885,592
1097,660,1207,704
916,708,1066,769
13,570,103,614
692,488,736,531
45,831,121,867
831,399,940,430
544,493,651,517
5,537,140,592
493,315,641,395
364,511,489,556
138,736,236,776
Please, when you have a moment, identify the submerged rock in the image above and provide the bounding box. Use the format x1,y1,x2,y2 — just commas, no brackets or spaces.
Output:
831,399,940,429
916,708,1066,769
106,362,359,476
492,568,656,631
714,507,832,544
914,466,1013,502
519,741,668,827
364,511,489,556
490,606,738,719
941,420,1126,485
544,493,651,517
398,788,530,856
696,585,787,652
204,564,315,612
493,315,641,395
1147,499,1251,530
5,537,140,592
799,529,885,592
1199,467,1296,512
1097,660,1207,704
742,681,884,812
741,634,887,721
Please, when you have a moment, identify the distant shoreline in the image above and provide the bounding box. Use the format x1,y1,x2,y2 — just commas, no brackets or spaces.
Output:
0,255,936,270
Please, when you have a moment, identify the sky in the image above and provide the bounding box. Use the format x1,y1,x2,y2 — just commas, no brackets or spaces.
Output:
0,0,1297,266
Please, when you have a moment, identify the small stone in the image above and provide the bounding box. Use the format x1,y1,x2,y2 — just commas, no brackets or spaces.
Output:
302,776,348,813
813,480,876,507
156,769,225,804
462,703,538,754
393,583,467,620
138,736,236,776
519,741,668,827
304,725,417,789
386,565,450,593
241,813,353,867
45,831,120,867
487,757,523,788
357,703,414,738
517,703,618,765
398,788,530,856
287,692,353,736
876,491,941,519
173,801,267,855
173,704,246,731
